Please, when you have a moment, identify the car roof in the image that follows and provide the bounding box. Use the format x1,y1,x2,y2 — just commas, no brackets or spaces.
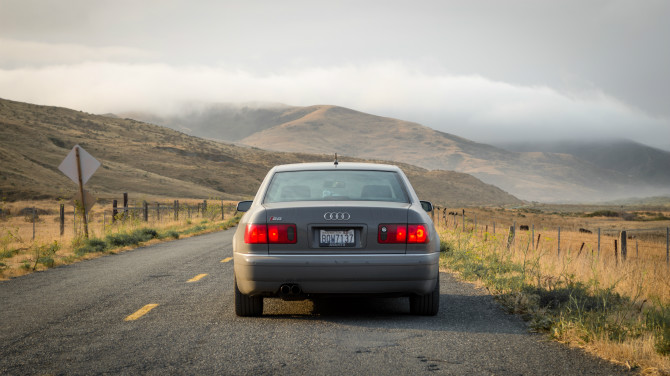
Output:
271,162,402,173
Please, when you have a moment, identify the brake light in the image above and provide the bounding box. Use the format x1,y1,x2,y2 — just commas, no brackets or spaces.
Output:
244,224,267,244
408,224,428,243
244,223,297,244
378,224,429,244
268,224,297,244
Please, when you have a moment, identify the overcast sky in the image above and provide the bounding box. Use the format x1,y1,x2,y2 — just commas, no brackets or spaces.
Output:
1,0,669,150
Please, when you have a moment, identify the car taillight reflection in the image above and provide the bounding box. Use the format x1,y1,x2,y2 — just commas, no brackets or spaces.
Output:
378,224,429,244
244,223,297,244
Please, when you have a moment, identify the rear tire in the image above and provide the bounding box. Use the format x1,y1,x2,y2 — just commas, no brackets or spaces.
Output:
410,274,440,316
234,275,263,317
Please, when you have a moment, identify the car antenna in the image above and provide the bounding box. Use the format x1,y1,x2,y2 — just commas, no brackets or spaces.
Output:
334,153,339,166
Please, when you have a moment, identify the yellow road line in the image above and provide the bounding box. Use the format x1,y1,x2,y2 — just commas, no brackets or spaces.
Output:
187,273,208,283
221,257,233,263
124,304,159,321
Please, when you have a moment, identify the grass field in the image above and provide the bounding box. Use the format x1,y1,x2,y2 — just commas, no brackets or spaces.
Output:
436,207,670,374
0,199,241,279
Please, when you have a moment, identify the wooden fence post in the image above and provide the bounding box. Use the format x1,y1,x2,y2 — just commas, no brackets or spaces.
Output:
60,203,65,236
620,231,627,262
156,202,160,221
666,227,669,267
462,209,465,232
112,200,118,223
531,224,535,249
507,226,515,249
614,239,618,266
123,192,128,217
597,228,601,258
221,200,225,221
174,200,179,221
143,201,148,222
203,200,207,217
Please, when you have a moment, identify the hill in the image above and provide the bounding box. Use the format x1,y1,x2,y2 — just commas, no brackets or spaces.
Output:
497,139,670,187
0,98,520,207
124,103,668,202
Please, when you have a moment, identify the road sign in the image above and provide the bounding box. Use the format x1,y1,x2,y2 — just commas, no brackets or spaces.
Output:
58,145,100,239
58,145,100,185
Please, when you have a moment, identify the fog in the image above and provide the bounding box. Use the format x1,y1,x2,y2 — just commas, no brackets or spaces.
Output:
1,0,669,150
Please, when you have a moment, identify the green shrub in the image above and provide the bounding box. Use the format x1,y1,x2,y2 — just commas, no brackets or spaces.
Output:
0,248,20,259
159,230,179,240
105,228,159,248
74,238,108,256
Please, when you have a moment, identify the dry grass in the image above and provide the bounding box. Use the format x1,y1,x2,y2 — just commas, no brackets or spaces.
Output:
0,199,239,279
437,207,670,374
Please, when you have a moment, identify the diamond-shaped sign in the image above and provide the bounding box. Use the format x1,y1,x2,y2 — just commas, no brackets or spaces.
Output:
58,145,100,185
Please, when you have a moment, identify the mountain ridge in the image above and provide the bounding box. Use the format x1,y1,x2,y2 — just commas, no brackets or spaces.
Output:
117,102,670,203
0,98,520,207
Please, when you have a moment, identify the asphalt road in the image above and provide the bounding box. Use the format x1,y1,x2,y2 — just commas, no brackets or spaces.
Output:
0,228,630,375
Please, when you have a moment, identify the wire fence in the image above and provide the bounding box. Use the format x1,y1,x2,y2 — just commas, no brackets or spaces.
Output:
432,207,670,267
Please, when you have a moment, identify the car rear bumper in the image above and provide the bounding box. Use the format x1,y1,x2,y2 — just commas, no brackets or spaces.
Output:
233,252,440,296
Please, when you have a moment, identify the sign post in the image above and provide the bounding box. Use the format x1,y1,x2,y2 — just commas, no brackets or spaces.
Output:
58,145,100,239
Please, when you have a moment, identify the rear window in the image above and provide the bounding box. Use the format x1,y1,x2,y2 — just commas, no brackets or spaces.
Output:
264,170,409,203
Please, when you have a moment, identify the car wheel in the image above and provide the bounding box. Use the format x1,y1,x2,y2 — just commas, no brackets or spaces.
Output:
409,274,439,316
234,275,263,317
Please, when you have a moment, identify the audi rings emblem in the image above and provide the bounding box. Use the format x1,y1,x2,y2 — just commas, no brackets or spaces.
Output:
323,212,351,221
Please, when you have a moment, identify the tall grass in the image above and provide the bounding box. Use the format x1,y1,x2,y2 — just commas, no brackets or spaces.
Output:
0,199,241,279
440,226,670,373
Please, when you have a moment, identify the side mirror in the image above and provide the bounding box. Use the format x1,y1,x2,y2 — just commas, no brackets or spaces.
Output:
236,200,253,212
420,201,433,212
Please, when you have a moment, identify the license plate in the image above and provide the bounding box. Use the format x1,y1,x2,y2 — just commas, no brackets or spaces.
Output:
319,229,355,247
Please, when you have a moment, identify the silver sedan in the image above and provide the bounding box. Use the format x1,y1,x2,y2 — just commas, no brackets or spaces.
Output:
233,162,440,316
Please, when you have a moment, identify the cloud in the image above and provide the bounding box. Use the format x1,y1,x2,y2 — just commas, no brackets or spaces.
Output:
0,38,154,68
1,59,668,149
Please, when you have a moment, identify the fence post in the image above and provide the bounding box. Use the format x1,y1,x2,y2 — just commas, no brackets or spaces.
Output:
32,206,36,241
123,193,128,217
203,200,207,217
174,200,179,221
60,203,65,236
112,200,118,223
620,231,627,262
614,239,618,266
156,202,160,221
597,228,601,258
667,227,669,267
507,226,515,249
143,201,148,222
462,209,465,232
221,200,225,221
531,224,535,249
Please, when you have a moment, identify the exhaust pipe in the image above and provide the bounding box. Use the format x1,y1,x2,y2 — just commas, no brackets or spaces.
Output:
279,283,302,298
280,284,291,295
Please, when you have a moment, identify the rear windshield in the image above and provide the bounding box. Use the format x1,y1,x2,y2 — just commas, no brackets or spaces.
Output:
264,170,409,203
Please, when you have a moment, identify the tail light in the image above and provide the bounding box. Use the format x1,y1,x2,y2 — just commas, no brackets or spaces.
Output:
268,224,297,244
378,224,429,244
244,223,297,244
244,224,268,244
